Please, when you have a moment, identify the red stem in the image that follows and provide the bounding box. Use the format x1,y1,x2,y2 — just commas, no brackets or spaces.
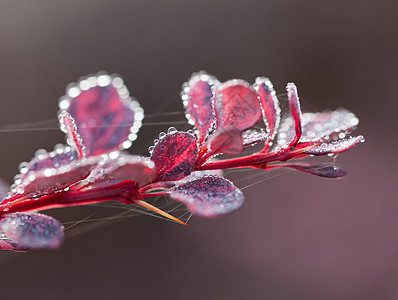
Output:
0,180,139,216
197,150,288,171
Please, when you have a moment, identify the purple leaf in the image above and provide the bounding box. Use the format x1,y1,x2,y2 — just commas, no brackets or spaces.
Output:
150,131,198,181
58,73,144,156
253,77,281,148
10,145,98,197
177,169,223,184
181,71,219,144
0,212,64,251
272,163,347,178
304,135,365,155
242,129,268,147
170,175,244,217
58,111,85,159
277,109,360,146
87,154,156,187
207,126,244,155
213,80,262,132
286,82,302,148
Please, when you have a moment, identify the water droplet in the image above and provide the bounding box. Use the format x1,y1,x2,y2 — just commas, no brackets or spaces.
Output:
18,162,29,173
167,127,177,134
158,132,166,139
153,139,159,146
148,146,154,154
122,140,132,149
44,169,53,177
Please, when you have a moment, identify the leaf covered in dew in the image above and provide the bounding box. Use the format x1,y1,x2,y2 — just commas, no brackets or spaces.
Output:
207,126,244,155
9,145,98,198
0,212,64,251
177,169,224,184
253,77,281,145
150,131,198,181
87,154,156,187
213,80,262,132
274,163,347,178
304,135,365,155
169,175,244,217
242,129,268,148
286,82,302,148
181,71,219,144
277,109,360,146
58,73,144,157
58,111,85,159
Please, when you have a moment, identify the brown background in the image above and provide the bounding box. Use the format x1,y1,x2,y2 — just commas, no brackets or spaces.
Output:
0,0,397,299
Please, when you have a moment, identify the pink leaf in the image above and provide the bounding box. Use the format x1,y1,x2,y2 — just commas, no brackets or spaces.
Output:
58,111,85,159
150,131,198,181
0,212,64,251
286,82,302,149
304,135,365,155
277,109,359,146
213,80,262,132
169,175,244,217
181,71,219,144
253,77,281,149
58,73,144,156
242,129,268,147
9,145,98,198
207,126,244,155
87,154,156,187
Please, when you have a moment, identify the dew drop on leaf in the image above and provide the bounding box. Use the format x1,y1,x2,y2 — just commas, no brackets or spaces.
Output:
304,136,365,155
59,73,144,156
213,80,262,132
0,212,64,251
181,71,219,144
207,127,244,155
254,77,281,144
150,131,198,181
170,175,244,217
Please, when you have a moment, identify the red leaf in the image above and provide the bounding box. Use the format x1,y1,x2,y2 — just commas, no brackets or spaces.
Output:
207,126,243,155
286,82,302,149
59,111,85,159
87,154,156,187
9,145,98,198
150,131,198,181
0,212,64,251
170,175,244,217
181,71,219,144
277,109,359,146
304,135,365,155
254,77,280,149
242,129,268,147
213,80,262,132
58,73,144,156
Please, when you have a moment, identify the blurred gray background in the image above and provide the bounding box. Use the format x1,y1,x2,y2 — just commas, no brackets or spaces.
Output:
0,0,397,299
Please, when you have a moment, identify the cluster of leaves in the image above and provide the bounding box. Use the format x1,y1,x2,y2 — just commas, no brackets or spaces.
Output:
0,71,364,251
